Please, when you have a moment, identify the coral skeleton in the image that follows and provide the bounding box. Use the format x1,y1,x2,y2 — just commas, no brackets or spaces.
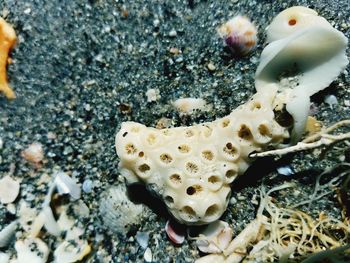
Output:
115,6,349,225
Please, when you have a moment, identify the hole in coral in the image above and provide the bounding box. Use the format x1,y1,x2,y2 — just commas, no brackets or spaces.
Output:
202,125,212,138
222,119,230,128
185,129,194,137
178,144,191,153
186,162,199,174
165,196,174,206
160,153,173,164
205,204,219,217
169,174,182,185
125,143,137,155
131,126,140,133
182,206,196,217
146,133,157,145
249,101,261,111
202,150,214,161
288,18,297,26
138,163,150,173
226,169,237,179
258,124,270,136
238,124,253,140
138,151,144,157
208,175,221,184
186,185,202,195
223,143,238,158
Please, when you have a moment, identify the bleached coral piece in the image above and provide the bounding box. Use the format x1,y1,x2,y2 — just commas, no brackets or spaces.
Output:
116,89,289,225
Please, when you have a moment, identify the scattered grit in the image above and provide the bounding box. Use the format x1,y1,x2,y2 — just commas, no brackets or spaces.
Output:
0,0,349,262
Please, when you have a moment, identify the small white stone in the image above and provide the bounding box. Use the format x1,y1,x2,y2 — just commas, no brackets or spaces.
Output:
153,19,160,27
144,247,152,262
23,8,31,14
0,138,3,149
207,62,216,71
145,89,160,102
324,94,338,108
6,203,16,214
0,176,20,204
169,29,177,37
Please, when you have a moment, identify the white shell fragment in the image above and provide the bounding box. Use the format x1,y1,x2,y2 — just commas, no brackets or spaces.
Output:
144,247,152,262
0,175,20,204
0,252,9,263
54,172,81,200
172,98,207,114
255,6,349,142
15,238,49,263
196,220,233,254
21,142,44,166
136,231,150,249
0,221,17,248
54,239,91,263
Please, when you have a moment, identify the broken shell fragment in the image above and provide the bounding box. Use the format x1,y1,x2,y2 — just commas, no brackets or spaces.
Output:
54,172,81,200
21,142,44,167
54,239,91,263
15,238,49,263
196,220,233,253
0,175,20,204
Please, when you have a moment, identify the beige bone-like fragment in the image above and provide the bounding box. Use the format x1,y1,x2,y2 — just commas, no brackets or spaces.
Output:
116,89,289,225
0,18,16,99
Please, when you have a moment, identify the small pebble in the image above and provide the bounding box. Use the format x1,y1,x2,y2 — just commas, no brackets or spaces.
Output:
277,165,294,176
169,29,177,37
324,94,338,108
82,179,93,193
207,62,216,71
0,175,20,204
144,247,152,262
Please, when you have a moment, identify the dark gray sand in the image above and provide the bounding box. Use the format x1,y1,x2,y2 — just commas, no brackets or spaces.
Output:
0,0,349,262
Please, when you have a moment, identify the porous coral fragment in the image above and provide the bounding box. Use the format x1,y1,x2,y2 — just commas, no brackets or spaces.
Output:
116,89,289,225
0,18,16,99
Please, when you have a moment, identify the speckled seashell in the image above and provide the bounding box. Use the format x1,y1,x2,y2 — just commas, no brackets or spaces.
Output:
99,185,144,236
218,16,257,56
